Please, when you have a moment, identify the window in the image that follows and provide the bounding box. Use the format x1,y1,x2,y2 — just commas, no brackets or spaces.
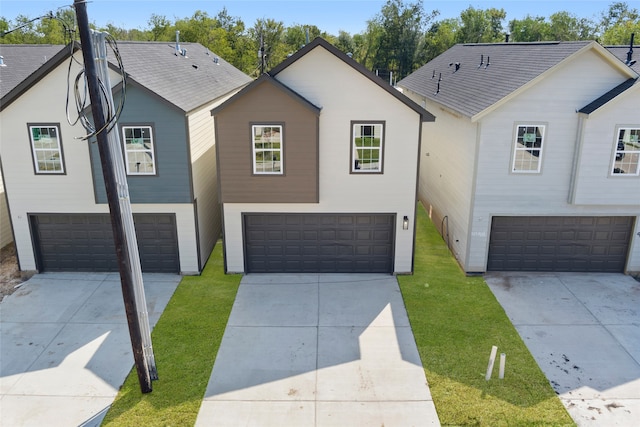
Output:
512,124,545,173
252,125,283,174
29,124,65,174
122,126,156,175
351,122,384,173
612,127,640,176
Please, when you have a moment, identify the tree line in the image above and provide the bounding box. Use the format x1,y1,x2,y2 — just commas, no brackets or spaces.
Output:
1,1,638,80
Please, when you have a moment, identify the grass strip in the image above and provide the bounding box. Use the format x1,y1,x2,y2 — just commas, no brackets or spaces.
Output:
101,242,240,426
397,203,575,426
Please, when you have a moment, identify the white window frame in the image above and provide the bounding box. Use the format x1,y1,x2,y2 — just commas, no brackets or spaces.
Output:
611,127,640,176
28,124,65,174
512,124,545,173
351,122,384,174
122,125,156,175
252,124,283,175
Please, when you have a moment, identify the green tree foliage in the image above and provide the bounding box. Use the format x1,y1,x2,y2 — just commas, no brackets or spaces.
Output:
457,6,506,43
599,2,639,44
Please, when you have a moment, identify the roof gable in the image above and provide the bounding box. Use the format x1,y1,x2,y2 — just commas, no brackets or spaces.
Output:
211,73,321,117
398,41,637,121
270,37,435,122
578,77,639,115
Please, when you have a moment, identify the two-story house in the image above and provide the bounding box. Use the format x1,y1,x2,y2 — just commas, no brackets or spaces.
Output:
0,40,251,274
398,40,639,274
212,38,435,274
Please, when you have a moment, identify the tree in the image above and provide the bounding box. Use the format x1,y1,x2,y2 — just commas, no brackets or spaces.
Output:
547,11,595,40
599,2,640,44
509,15,550,42
249,18,287,74
148,14,172,41
419,18,459,63
457,6,506,43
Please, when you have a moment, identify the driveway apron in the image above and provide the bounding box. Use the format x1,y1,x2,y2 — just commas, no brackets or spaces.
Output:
486,272,640,427
196,273,440,427
0,272,180,427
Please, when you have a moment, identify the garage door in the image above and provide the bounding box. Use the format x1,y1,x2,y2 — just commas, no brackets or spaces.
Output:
244,213,395,273
31,213,179,273
487,216,633,272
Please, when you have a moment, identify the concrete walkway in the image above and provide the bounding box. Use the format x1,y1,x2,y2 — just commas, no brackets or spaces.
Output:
0,272,180,427
486,272,640,427
195,273,440,427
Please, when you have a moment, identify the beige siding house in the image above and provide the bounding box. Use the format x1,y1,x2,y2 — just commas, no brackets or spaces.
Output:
0,42,250,274
399,41,640,274
213,38,435,274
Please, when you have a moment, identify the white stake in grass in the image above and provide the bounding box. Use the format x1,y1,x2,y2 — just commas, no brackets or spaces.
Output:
499,353,506,379
485,345,498,380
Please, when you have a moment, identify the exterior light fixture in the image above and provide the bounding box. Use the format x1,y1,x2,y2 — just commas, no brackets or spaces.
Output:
403,216,409,230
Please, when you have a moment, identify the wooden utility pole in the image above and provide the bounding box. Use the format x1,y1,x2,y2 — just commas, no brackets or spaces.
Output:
73,0,152,393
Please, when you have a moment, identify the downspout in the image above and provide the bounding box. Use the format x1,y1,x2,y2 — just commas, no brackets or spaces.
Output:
568,113,587,204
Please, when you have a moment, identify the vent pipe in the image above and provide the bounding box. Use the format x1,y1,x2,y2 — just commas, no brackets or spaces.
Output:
175,30,180,55
0,56,6,67
626,33,635,66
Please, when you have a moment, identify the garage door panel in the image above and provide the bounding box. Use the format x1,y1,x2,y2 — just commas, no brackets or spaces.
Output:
488,216,632,272
32,213,179,273
244,213,394,273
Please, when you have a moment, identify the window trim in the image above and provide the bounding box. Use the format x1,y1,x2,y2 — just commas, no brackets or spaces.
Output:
511,123,546,174
27,123,66,175
350,120,385,174
120,124,157,176
610,126,640,177
251,123,284,176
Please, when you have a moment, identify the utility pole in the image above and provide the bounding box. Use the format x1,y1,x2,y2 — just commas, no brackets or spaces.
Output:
73,0,152,393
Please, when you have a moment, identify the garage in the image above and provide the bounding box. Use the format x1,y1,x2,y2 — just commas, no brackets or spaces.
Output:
30,213,179,273
487,216,633,272
243,213,395,273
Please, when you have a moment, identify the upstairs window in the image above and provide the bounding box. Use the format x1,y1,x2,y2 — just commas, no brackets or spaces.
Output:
512,124,545,173
252,125,283,174
612,127,640,176
29,124,65,174
122,125,156,175
351,122,384,173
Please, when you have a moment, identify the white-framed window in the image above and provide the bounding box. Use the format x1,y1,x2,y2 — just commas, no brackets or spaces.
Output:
28,124,65,174
122,125,156,175
252,124,283,174
611,127,640,176
351,122,384,173
512,124,545,173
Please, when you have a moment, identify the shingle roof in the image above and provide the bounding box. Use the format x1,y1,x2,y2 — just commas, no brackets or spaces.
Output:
398,41,595,119
605,45,640,74
114,41,251,112
0,44,66,99
270,37,435,122
1,41,251,113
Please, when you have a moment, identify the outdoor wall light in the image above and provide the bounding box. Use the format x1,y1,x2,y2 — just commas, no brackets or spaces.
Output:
403,215,409,230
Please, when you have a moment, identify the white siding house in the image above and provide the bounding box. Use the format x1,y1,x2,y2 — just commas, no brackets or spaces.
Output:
399,41,640,274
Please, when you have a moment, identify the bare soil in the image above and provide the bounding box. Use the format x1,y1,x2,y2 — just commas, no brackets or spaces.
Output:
0,243,33,302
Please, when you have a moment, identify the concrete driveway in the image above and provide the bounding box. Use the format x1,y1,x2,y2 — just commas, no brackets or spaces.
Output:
485,272,640,427
195,273,440,427
0,272,180,427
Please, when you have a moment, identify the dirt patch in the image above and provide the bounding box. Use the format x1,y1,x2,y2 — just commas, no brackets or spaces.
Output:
0,243,33,302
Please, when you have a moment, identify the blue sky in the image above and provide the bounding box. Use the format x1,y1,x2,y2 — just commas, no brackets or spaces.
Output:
1,0,633,35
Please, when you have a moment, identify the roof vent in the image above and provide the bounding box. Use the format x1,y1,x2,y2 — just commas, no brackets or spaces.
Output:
175,30,180,55
449,62,460,72
213,57,219,64
478,54,484,68
0,56,6,67
485,56,491,69
435,73,442,95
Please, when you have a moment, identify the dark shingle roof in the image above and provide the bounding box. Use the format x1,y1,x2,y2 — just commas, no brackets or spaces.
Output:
0,44,66,98
114,42,251,112
1,41,251,113
398,41,595,119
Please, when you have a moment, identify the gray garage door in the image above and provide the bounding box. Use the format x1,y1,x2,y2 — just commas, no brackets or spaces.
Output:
487,216,633,272
30,213,179,273
244,213,395,273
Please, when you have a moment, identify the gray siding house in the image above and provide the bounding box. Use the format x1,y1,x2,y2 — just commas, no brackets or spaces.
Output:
0,41,251,274
398,41,639,274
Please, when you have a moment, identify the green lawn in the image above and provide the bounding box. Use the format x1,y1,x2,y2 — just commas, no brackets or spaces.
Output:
101,243,241,426
397,204,574,426
102,205,573,426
